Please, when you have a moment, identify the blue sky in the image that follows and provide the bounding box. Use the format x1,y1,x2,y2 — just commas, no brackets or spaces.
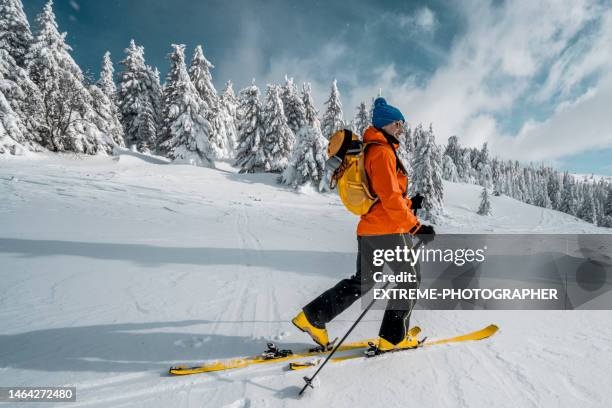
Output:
23,0,612,175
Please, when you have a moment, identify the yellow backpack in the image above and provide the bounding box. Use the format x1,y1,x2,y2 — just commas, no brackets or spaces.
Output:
326,129,382,215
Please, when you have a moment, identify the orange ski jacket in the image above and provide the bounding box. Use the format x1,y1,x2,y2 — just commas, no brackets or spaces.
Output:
357,126,421,236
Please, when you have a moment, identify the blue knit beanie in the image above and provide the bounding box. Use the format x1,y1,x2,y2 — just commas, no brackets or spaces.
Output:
372,97,405,129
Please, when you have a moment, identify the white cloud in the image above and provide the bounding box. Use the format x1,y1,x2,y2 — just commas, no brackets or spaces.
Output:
370,0,612,163
398,7,438,33
534,7,612,102
216,16,265,87
363,6,445,60
491,77,612,161
225,0,612,165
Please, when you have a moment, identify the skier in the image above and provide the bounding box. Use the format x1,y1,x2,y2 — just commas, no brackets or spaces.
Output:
292,97,435,352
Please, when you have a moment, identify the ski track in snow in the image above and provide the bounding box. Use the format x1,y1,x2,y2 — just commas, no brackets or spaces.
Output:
0,152,610,407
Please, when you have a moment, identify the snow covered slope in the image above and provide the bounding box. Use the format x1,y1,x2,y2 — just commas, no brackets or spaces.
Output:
0,152,610,408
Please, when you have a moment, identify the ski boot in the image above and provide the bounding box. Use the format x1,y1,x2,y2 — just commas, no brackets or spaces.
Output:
291,311,329,348
366,327,422,356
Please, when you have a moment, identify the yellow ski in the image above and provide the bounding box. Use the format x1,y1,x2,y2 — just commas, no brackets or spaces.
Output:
289,324,498,370
169,330,416,375
170,327,422,375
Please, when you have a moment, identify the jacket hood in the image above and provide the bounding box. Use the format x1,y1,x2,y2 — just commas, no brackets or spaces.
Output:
363,126,399,148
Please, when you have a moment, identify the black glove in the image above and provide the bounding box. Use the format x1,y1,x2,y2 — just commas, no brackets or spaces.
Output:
415,224,435,244
410,193,424,210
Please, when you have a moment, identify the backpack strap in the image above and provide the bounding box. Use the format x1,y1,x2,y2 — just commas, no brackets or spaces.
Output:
361,142,382,206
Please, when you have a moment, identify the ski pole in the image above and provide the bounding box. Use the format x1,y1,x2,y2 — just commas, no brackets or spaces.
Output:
299,237,425,396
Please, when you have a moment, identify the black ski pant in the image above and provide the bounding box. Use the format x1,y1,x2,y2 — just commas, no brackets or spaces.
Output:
303,233,421,345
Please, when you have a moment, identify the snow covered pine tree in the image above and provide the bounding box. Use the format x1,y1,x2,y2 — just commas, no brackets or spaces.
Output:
261,84,294,172
235,83,266,173
26,0,116,154
281,76,307,136
320,79,344,139
91,52,124,148
0,0,46,153
98,51,117,101
118,40,161,152
0,0,32,68
189,45,233,159
159,44,214,167
0,50,45,153
301,83,321,131
353,101,369,137
279,124,327,190
413,125,444,222
219,80,239,156
477,187,492,215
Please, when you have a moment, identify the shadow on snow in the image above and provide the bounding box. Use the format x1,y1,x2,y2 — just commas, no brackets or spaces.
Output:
0,238,354,277
0,320,314,374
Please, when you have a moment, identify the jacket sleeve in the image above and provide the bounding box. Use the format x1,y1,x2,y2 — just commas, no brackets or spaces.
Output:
367,146,420,234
